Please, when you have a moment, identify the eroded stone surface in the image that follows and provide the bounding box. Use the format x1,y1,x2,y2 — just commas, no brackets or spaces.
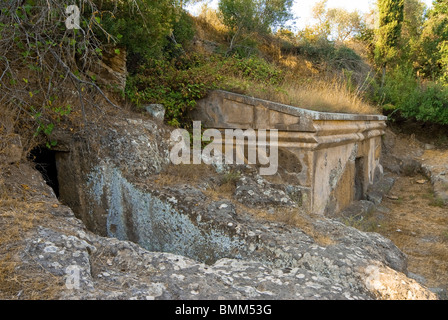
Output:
5,116,437,300
3,161,435,300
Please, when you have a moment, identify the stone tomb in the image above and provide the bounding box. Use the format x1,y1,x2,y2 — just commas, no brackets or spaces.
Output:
191,90,387,215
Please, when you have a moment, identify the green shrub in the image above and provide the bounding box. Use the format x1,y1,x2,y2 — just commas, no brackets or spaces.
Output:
375,64,448,125
164,9,196,58
91,0,175,57
227,56,284,85
296,38,363,72
125,53,287,127
125,55,218,127
330,46,363,69
410,83,448,124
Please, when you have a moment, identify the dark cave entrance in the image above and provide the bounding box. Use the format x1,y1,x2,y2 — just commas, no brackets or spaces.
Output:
29,146,60,198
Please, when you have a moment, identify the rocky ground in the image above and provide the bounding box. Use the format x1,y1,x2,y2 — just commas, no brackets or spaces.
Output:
358,128,448,297
0,117,443,300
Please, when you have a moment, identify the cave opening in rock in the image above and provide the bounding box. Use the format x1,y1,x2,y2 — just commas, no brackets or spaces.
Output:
29,146,60,198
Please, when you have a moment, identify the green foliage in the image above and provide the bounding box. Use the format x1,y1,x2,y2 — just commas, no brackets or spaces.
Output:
218,0,293,53
91,0,175,57
439,40,448,84
415,0,448,82
219,0,293,33
125,55,218,127
31,101,72,148
374,0,405,67
173,10,196,48
225,55,284,84
164,9,196,59
374,64,448,125
295,37,363,72
309,0,363,42
125,53,285,126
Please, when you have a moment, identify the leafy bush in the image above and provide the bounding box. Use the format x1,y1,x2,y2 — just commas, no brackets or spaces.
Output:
409,83,448,124
164,9,196,58
223,55,284,85
125,55,219,127
125,52,288,126
295,38,363,72
91,0,175,57
375,64,448,125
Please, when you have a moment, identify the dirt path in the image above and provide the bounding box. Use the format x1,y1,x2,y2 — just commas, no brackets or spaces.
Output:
372,173,448,294
370,129,448,297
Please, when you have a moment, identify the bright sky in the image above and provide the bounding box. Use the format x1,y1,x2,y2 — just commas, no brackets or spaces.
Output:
290,0,434,30
187,0,435,31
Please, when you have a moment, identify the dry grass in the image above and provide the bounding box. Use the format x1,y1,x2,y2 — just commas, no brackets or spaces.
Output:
241,204,336,246
155,163,217,186
280,79,378,115
202,177,239,201
369,174,448,289
190,9,379,116
222,74,379,115
0,168,63,299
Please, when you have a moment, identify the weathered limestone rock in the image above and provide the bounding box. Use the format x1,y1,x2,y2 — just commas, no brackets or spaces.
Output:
53,118,171,235
5,160,435,300
29,115,436,300
145,104,166,121
88,48,127,91
365,176,395,205
420,149,448,204
234,166,298,209
381,128,448,204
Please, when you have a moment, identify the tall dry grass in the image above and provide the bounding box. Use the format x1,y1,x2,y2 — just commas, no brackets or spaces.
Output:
221,74,379,115
0,168,62,299
191,8,379,116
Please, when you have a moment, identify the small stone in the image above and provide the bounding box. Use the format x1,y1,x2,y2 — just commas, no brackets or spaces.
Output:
386,195,399,200
144,104,165,121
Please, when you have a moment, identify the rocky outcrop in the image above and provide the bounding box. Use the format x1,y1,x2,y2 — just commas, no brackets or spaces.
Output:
420,150,448,205
382,128,448,204
87,48,127,91
0,159,434,300
6,115,434,300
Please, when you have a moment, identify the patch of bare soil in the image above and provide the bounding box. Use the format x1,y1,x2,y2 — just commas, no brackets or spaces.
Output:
372,174,448,291
0,163,65,299
370,128,448,296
